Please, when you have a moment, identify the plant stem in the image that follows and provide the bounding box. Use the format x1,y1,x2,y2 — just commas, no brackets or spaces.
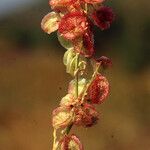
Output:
52,53,80,150
85,3,88,13
75,53,80,98
52,129,57,150
66,123,73,134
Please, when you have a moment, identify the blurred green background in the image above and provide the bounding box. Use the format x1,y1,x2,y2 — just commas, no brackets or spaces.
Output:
0,0,150,150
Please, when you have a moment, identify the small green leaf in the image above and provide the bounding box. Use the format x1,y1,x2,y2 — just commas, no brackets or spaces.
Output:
57,32,73,49
63,49,75,66
63,49,87,76
68,78,87,96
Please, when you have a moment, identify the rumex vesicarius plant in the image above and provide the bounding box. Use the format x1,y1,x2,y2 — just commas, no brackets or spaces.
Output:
41,0,115,149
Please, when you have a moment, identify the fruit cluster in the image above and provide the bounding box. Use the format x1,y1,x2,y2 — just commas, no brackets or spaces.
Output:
41,0,115,149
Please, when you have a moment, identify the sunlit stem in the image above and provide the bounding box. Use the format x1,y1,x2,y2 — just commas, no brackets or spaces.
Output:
85,3,88,13
52,129,57,150
75,53,80,98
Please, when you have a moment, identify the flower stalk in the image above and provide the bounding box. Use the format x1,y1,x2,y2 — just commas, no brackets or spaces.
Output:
41,0,115,149
52,129,57,150
75,53,80,99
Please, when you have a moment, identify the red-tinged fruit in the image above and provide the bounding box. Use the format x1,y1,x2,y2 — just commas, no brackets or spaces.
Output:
58,11,88,40
73,29,94,57
96,56,112,69
50,0,76,11
87,74,109,104
92,6,115,30
74,103,99,127
50,0,81,12
60,134,83,150
82,29,94,57
83,0,104,4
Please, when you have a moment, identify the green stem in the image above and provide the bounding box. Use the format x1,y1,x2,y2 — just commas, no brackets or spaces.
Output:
66,123,73,134
75,53,79,98
85,3,88,13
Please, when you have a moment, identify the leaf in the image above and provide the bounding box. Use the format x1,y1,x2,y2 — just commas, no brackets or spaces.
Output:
63,49,77,76
52,107,73,129
66,55,76,76
60,94,75,107
41,12,60,34
57,32,74,49
68,78,87,96
63,49,87,76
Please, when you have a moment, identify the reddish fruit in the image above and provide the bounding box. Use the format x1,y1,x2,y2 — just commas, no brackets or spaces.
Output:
74,103,99,127
96,56,112,69
58,11,88,40
49,0,78,12
83,0,104,4
87,74,109,104
92,6,115,30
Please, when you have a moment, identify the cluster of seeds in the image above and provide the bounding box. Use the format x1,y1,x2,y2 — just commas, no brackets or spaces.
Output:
41,0,115,149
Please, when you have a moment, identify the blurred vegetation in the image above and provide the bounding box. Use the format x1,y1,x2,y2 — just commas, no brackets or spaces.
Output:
0,0,149,150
